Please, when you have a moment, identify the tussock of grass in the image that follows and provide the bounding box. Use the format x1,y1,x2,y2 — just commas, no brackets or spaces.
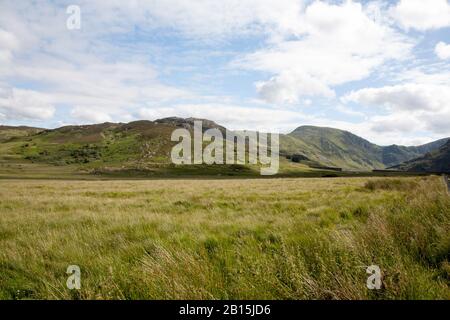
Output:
0,177,448,299
364,178,419,191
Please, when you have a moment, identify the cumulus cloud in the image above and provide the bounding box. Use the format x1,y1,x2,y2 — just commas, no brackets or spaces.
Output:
139,103,313,132
13,61,191,107
435,42,450,60
0,28,19,51
342,84,450,136
83,0,306,40
369,112,423,133
0,87,55,120
0,27,19,64
422,110,450,134
238,0,414,104
342,84,450,112
0,0,194,125
255,73,335,104
390,0,450,31
70,106,113,124
0,0,309,123
335,104,365,118
0,0,448,147
137,103,432,146
2,56,191,124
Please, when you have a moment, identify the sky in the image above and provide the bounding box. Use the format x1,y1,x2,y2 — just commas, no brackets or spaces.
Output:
0,0,449,146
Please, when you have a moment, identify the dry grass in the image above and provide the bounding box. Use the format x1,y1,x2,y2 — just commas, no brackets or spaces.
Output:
0,176,448,299
364,178,419,191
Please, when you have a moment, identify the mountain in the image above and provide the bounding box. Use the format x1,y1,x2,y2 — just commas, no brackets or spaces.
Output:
281,126,384,170
381,138,449,167
281,126,449,170
0,119,258,177
0,119,448,175
389,140,450,173
8,120,177,166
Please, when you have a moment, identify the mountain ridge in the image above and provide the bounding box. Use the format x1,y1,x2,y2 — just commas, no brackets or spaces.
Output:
389,140,450,173
282,125,448,170
1,118,448,172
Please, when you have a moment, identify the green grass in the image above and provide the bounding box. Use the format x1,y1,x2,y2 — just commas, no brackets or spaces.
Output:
0,176,448,299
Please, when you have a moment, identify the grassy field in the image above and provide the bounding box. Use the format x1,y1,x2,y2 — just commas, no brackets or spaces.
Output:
0,176,448,300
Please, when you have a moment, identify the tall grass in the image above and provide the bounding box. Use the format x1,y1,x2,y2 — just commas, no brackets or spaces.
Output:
0,176,448,299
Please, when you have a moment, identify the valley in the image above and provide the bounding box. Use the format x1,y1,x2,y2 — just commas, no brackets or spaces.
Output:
1,118,448,179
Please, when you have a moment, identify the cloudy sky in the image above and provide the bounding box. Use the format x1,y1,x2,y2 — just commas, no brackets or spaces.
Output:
0,0,449,145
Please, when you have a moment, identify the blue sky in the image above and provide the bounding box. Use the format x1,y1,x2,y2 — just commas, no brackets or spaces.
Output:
0,0,449,145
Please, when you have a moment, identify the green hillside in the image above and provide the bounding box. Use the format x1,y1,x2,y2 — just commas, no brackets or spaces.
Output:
0,119,305,178
389,140,450,173
281,125,449,170
0,119,448,176
282,126,384,170
381,138,449,167
1,120,188,174
0,125,44,142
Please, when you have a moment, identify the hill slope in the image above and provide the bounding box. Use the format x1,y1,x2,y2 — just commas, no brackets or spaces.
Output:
281,126,448,170
0,120,448,174
0,125,44,142
0,119,275,177
389,140,450,173
282,126,384,170
4,121,180,167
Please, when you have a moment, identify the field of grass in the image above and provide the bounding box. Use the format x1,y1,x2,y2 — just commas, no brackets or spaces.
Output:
0,176,448,299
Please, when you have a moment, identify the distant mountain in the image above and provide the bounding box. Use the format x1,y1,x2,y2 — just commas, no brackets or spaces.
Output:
381,139,448,168
389,140,450,173
0,119,448,172
280,126,449,170
281,126,384,170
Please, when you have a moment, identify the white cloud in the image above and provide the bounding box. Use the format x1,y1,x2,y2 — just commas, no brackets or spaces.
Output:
394,69,450,86
420,108,450,134
3,57,192,125
139,103,313,132
237,0,414,104
435,42,450,60
0,87,55,120
0,0,448,147
342,83,450,136
368,112,422,133
342,84,450,112
85,0,306,40
391,0,450,31
70,106,113,124
335,104,365,118
0,28,19,64
0,50,13,64
0,1,193,124
0,28,19,51
137,103,436,146
255,73,335,104
19,61,190,106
